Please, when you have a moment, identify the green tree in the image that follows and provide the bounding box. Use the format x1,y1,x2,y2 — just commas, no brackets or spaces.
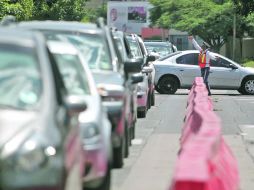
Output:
149,0,241,52
0,0,34,21
233,0,254,37
233,0,254,16
32,0,88,21
82,2,107,22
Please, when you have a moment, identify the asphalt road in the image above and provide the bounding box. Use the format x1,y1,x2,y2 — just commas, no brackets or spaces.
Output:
111,89,254,190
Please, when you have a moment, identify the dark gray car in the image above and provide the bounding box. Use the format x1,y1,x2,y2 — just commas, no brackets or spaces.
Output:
0,29,86,190
14,21,143,169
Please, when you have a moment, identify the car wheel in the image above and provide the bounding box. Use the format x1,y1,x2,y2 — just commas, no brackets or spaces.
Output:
131,123,135,139
137,109,146,118
147,93,151,109
113,138,124,168
155,85,163,94
237,88,243,94
151,91,155,106
124,123,129,158
241,77,254,95
85,163,111,190
158,76,178,94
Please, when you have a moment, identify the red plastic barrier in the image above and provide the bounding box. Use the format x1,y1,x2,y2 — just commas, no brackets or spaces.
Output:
170,77,239,190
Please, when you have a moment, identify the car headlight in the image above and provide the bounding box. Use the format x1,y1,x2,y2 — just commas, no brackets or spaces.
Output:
15,148,47,172
83,124,100,139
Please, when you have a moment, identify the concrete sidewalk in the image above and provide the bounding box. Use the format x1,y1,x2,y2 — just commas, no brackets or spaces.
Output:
224,135,254,190
118,134,180,190
239,125,254,161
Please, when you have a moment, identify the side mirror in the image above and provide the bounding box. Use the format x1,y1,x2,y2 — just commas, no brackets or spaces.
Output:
142,66,153,73
131,73,143,84
124,58,143,73
229,63,238,70
64,95,87,115
147,54,156,62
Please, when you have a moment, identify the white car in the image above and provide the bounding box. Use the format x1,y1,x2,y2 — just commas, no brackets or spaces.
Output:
154,50,254,95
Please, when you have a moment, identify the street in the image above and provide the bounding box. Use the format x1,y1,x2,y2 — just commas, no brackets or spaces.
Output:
112,89,254,190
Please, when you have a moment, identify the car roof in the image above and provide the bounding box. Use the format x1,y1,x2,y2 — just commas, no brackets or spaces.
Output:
0,28,42,46
15,20,104,35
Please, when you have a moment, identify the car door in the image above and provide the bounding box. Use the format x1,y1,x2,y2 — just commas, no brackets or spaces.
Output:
175,53,200,87
49,51,84,190
209,57,242,89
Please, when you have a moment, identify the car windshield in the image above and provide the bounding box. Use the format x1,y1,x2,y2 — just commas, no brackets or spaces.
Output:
126,36,143,58
145,43,173,57
44,31,113,71
0,44,42,110
52,53,91,95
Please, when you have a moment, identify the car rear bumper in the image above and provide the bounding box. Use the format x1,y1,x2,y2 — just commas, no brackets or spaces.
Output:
137,92,147,108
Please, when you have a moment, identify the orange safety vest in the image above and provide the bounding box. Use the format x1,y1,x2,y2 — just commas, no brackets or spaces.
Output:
198,50,210,68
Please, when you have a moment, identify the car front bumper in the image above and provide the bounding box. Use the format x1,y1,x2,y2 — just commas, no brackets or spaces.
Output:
83,146,108,187
0,156,65,190
103,101,125,148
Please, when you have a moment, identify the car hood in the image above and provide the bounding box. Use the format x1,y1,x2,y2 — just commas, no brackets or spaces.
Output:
0,109,38,148
92,71,124,86
242,67,254,73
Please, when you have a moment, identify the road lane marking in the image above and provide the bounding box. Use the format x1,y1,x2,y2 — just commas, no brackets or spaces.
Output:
131,139,143,145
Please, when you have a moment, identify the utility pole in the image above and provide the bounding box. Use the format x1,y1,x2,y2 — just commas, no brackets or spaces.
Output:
232,11,236,60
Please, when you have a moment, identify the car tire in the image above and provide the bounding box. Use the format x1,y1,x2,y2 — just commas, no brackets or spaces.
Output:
240,77,254,95
131,123,135,139
158,76,178,94
85,163,111,190
147,93,151,109
237,88,243,94
128,127,132,146
113,138,124,168
155,85,163,94
137,109,146,118
151,91,155,106
124,124,129,158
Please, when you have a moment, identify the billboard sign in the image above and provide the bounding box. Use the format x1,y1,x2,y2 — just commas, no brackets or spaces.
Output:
107,1,152,34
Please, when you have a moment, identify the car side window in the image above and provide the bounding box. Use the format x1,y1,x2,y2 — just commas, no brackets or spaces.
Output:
47,49,67,105
211,58,231,68
176,53,198,65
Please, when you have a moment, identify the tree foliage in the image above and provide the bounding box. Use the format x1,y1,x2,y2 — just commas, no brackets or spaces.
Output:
0,0,33,21
82,3,107,23
233,0,254,37
33,0,87,21
148,0,243,51
1,0,90,21
233,0,254,16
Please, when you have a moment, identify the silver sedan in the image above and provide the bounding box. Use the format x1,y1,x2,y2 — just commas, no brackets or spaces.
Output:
154,50,254,95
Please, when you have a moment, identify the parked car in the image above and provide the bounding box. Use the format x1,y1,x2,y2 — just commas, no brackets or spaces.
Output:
14,20,143,168
111,29,143,139
47,41,112,190
136,36,156,107
154,50,254,95
126,34,155,118
0,29,85,190
144,41,175,58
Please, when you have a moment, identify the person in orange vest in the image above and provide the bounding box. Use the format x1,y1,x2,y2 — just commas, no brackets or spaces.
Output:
188,35,218,96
